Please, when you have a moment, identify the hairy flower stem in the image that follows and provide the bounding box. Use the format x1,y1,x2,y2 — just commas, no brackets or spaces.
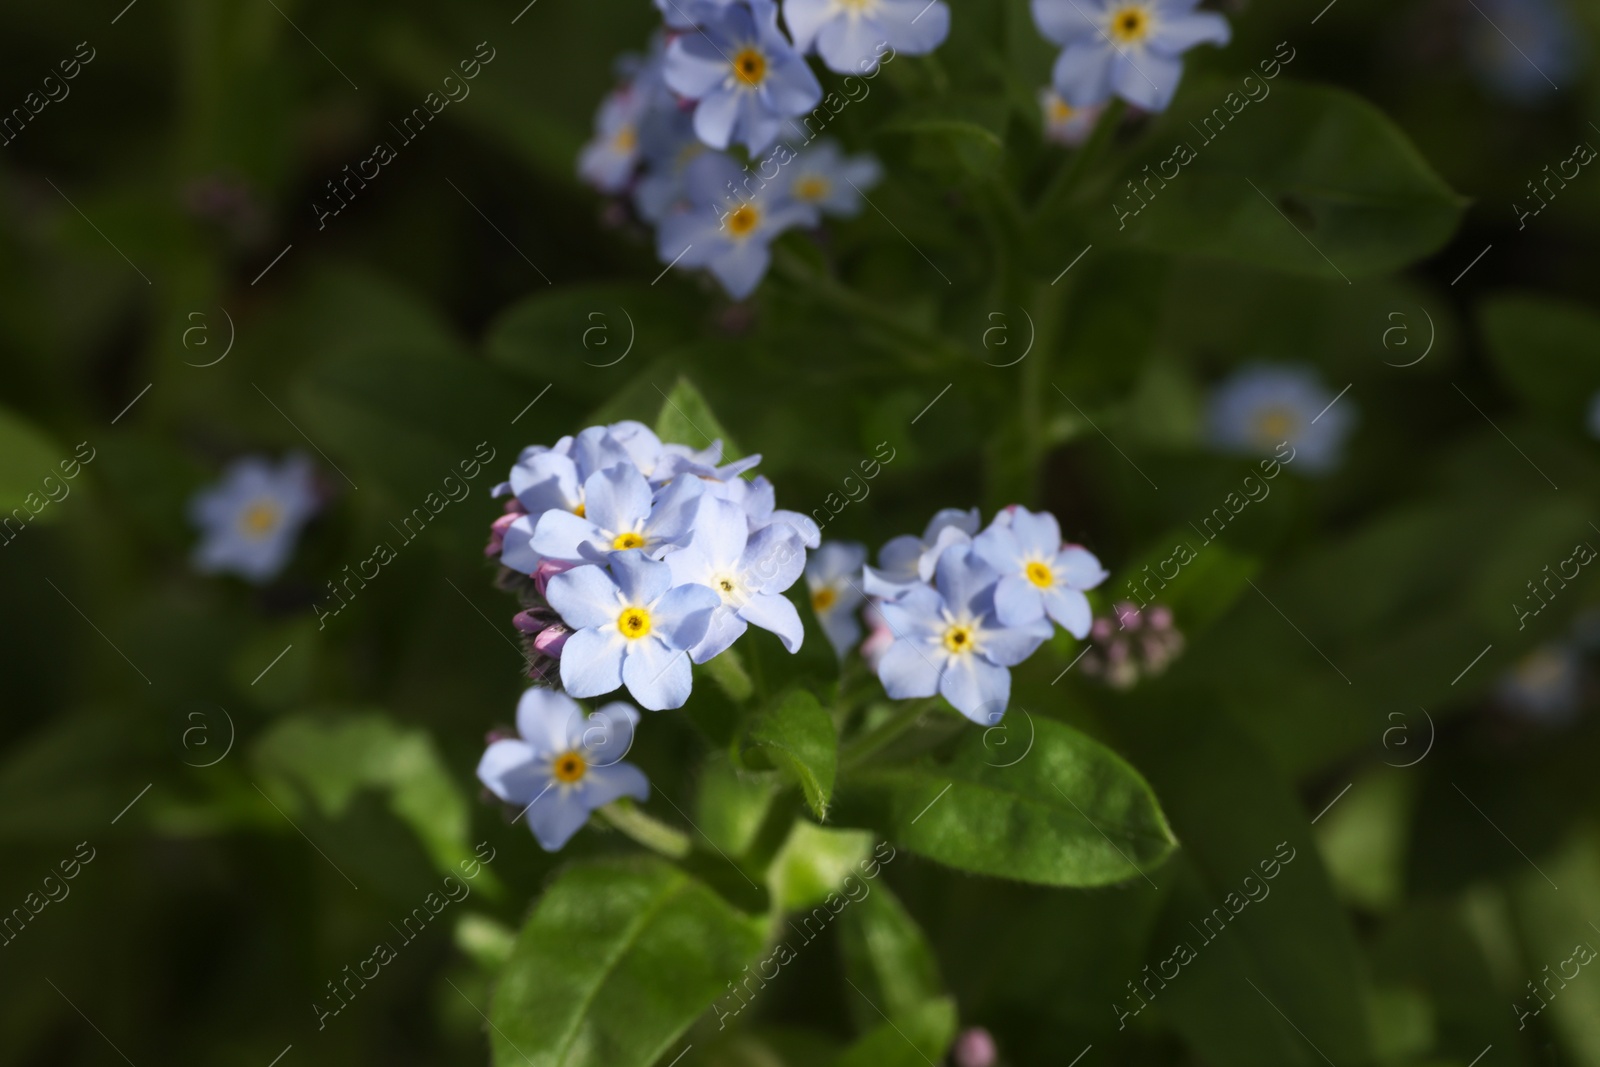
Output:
1032,98,1126,220
841,698,938,770
773,248,958,370
599,799,692,859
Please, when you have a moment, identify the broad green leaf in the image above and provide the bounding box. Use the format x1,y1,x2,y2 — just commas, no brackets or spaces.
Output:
838,879,944,1029
0,406,68,522
489,857,765,1067
696,756,777,857
1084,80,1463,279
1480,294,1600,426
455,913,517,970
1508,828,1600,1066
1106,701,1378,1067
253,711,486,883
840,715,1176,887
740,689,838,820
654,375,743,459
765,820,873,912
833,997,957,1067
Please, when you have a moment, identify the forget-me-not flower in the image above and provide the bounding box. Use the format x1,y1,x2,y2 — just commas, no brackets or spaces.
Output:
806,540,868,658
1206,362,1355,475
189,453,320,583
532,465,707,564
578,87,651,193
656,152,812,299
778,139,883,224
634,108,722,224
1031,0,1230,111
546,550,721,709
784,0,950,74
1040,89,1103,146
476,687,649,850
1466,0,1581,103
496,426,638,573
863,507,981,596
875,547,1053,722
972,506,1107,638
664,0,823,155
665,497,807,661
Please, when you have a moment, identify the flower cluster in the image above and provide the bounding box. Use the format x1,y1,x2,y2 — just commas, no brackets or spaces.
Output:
1030,0,1230,120
476,420,817,851
807,505,1109,723
486,420,817,710
1080,601,1185,689
577,0,946,298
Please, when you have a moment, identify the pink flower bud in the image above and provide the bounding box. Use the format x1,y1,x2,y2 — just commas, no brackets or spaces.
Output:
533,622,571,657
952,1027,998,1067
1148,605,1173,631
484,510,522,558
512,610,551,634
1092,617,1114,642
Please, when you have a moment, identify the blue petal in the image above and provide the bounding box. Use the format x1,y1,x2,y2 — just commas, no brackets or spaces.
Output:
581,702,640,766
500,515,542,574
651,581,722,649
516,687,582,754
992,573,1046,628
611,550,672,607
740,592,803,652
525,789,593,851
623,638,694,709
878,640,941,699
531,509,608,564
476,739,543,804
559,627,626,697
939,655,1010,723
1052,40,1116,108
575,761,651,808
1111,48,1183,111
547,564,623,630
1043,587,1094,638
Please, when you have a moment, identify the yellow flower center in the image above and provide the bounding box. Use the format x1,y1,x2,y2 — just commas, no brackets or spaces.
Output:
1048,96,1076,123
612,531,646,550
1254,407,1296,444
618,606,652,639
1109,5,1151,43
733,47,767,86
551,751,587,784
238,500,281,539
725,203,760,237
794,175,830,201
1025,561,1054,588
838,0,876,8
942,623,976,655
573,502,586,518
614,125,637,152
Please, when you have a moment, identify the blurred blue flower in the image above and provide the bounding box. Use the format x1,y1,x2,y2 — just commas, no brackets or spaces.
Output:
1040,88,1102,146
664,0,823,154
655,0,740,30
476,687,649,851
655,152,812,299
1466,0,1581,103
634,108,721,223
875,547,1052,722
1031,0,1230,111
864,507,981,596
972,506,1108,638
577,86,650,193
1206,363,1355,474
776,139,883,223
1587,389,1600,438
1497,644,1581,725
546,551,721,709
806,540,868,658
784,0,950,74
188,453,319,583
531,465,707,564
665,497,807,661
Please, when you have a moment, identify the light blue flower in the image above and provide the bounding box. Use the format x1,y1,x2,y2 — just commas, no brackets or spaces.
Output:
709,472,822,547
634,108,721,223
972,506,1107,637
189,453,320,583
1206,362,1355,475
776,139,883,223
875,547,1052,723
1466,0,1581,103
497,426,637,573
546,550,721,710
655,152,812,299
476,687,649,851
1497,644,1581,725
531,465,707,564
655,0,741,30
863,507,981,596
665,497,807,661
1031,0,1230,111
784,0,950,74
664,0,824,155
577,86,651,193
806,540,868,658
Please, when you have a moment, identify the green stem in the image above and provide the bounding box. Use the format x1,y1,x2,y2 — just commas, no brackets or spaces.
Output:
1032,98,1126,220
600,799,691,859
840,698,937,770
773,249,959,370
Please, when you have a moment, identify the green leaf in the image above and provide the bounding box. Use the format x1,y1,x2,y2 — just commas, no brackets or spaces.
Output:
252,711,486,884
840,715,1176,887
705,645,756,704
740,689,838,820
1085,80,1463,279
653,375,743,458
833,997,957,1067
1480,294,1600,426
489,857,765,1067
696,755,777,857
881,98,1007,178
765,820,873,912
838,880,945,1029
0,405,67,522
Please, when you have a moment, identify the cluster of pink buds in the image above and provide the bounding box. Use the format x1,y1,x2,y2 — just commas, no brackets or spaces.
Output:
1080,602,1184,690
